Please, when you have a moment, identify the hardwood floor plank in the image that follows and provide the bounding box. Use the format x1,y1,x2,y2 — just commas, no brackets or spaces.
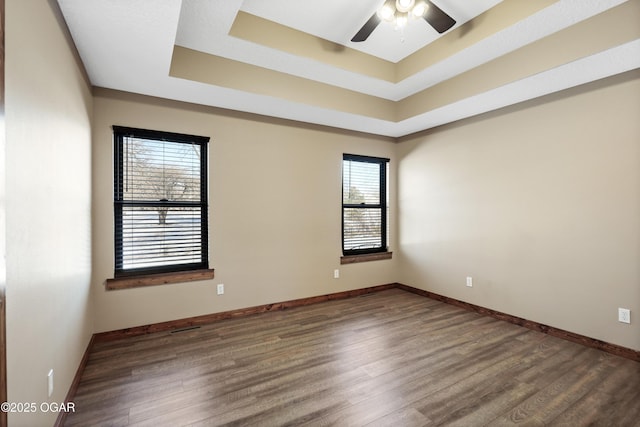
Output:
545,357,640,426
63,289,640,426
491,348,622,426
305,328,552,425
433,380,536,427
413,341,550,424
513,341,594,390
364,407,432,427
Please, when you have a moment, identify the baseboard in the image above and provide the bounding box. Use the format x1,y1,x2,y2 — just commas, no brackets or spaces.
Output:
94,283,396,341
62,282,638,420
54,334,95,427
94,282,640,362
396,283,640,363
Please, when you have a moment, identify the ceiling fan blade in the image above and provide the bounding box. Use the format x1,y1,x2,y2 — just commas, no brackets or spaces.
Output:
351,12,381,42
423,0,456,33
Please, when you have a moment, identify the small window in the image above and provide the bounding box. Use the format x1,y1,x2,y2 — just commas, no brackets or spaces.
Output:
342,154,389,255
113,126,209,277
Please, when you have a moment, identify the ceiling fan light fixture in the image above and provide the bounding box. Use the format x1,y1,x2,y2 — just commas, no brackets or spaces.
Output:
377,0,396,22
395,11,409,28
395,0,415,13
352,0,456,42
411,1,429,18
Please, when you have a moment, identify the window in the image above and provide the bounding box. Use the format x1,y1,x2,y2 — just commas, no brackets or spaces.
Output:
342,154,389,256
113,126,209,277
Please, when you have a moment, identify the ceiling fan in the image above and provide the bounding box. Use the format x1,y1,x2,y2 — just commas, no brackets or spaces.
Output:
351,0,456,42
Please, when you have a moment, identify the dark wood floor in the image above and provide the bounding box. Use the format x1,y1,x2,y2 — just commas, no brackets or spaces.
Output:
65,289,640,426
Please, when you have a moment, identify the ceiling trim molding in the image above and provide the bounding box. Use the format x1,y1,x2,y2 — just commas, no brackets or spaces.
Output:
397,0,558,80
172,1,640,125
169,46,397,121
399,0,640,120
229,11,396,82
229,0,559,84
58,0,639,137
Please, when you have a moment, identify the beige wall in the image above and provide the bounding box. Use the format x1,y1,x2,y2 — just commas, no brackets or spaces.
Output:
397,70,640,351
93,72,640,352
5,0,93,425
91,91,398,333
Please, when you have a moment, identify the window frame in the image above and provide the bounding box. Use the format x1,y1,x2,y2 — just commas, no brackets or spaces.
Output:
112,126,210,278
342,153,390,257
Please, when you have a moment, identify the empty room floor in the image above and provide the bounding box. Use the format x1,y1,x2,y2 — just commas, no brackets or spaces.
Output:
64,289,640,426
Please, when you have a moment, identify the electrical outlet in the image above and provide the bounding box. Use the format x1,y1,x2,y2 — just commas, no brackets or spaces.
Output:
334,269,340,279
618,308,631,324
466,277,473,287
217,284,224,295
48,369,54,398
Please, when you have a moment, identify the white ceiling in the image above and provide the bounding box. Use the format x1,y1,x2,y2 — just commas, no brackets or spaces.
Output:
57,0,640,138
239,0,503,63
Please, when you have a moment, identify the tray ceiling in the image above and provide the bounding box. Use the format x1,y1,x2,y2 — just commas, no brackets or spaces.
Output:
57,0,640,137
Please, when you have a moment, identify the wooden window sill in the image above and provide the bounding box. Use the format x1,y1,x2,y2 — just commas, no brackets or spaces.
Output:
106,269,215,290
341,252,392,265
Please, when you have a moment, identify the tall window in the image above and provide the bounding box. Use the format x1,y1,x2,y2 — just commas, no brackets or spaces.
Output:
113,126,209,277
342,154,389,255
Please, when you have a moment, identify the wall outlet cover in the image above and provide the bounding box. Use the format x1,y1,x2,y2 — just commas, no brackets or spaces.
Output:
618,308,631,324
47,369,54,397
